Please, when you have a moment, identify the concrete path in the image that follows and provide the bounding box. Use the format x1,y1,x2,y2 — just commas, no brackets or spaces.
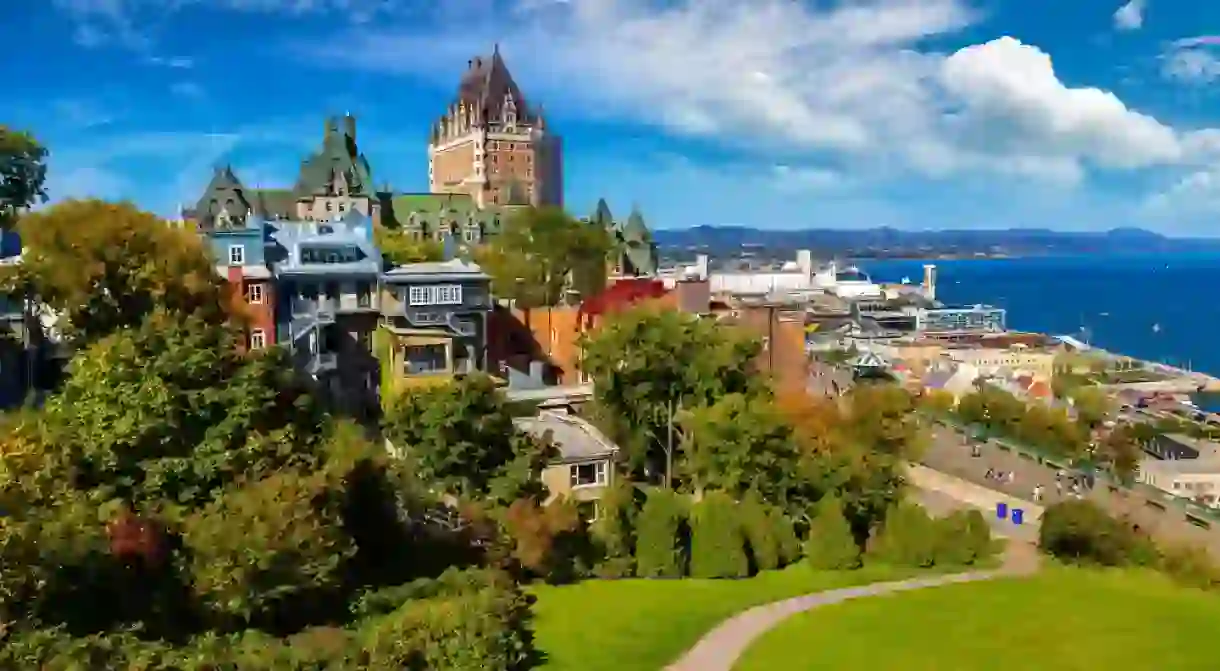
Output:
664,465,1044,671
663,569,1020,671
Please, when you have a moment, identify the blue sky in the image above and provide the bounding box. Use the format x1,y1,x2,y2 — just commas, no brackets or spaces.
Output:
6,0,1220,233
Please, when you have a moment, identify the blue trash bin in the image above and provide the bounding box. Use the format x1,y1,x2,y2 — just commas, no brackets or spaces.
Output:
1012,508,1024,526
996,502,1008,520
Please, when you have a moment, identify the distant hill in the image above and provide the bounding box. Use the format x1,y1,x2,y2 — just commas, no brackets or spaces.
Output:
651,226,1220,259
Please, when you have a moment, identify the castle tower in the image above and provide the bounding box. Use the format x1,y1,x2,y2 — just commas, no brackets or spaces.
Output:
427,45,564,208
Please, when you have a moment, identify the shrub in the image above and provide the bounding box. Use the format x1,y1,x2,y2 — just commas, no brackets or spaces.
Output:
591,481,641,578
1039,499,1158,567
771,507,802,567
934,509,996,566
502,496,589,583
690,491,749,579
635,488,688,578
803,495,861,570
182,471,355,633
739,493,780,573
1,569,538,671
1159,543,1220,590
865,502,938,568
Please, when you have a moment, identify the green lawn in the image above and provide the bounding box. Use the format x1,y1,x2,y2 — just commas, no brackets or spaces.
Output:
735,567,1220,671
529,565,915,671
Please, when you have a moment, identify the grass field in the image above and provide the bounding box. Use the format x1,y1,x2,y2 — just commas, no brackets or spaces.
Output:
735,567,1220,671
529,565,916,671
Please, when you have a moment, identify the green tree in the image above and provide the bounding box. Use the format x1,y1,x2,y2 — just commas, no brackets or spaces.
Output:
580,307,763,483
7,200,228,347
375,223,445,266
679,393,799,506
1099,423,1142,484
865,501,939,568
476,206,611,307
0,126,48,230
43,309,323,508
380,373,555,502
0,309,537,664
1070,386,1112,430
803,495,860,570
635,488,688,578
689,491,748,579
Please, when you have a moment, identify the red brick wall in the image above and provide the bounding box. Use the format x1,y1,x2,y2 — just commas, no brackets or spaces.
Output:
224,267,276,351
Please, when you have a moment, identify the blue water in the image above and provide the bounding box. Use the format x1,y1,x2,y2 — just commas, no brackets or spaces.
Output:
864,252,1219,385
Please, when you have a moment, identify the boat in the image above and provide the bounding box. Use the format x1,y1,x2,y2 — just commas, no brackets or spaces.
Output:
1099,312,1109,317
1152,323,1161,333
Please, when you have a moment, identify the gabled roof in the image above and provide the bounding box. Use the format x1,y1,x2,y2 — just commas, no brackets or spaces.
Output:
456,47,529,123
293,116,373,197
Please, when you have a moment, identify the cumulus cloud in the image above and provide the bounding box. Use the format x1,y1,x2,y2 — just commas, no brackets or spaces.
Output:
1113,0,1144,31
314,0,1202,185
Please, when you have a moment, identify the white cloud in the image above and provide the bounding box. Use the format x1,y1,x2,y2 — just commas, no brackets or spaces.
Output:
52,0,402,49
1113,0,1144,31
316,0,1205,185
1161,36,1220,84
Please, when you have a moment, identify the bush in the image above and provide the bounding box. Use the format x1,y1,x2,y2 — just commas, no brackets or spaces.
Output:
182,471,355,633
1039,499,1158,567
803,495,861,570
772,507,802,567
591,481,641,578
934,509,996,566
689,491,749,579
1,569,538,670
635,488,688,578
865,502,938,568
1159,543,1220,590
739,493,780,573
502,497,589,584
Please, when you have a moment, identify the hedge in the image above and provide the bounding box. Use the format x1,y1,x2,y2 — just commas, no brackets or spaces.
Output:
804,495,861,570
635,488,689,578
690,491,749,579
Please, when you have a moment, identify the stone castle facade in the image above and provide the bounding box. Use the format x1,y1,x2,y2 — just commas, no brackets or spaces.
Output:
183,48,654,275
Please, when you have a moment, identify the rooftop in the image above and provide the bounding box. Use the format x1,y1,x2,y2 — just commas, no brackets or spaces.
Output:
384,258,488,279
513,411,619,463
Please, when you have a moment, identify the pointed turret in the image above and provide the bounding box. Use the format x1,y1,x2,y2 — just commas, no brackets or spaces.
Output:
591,198,615,230
623,205,650,241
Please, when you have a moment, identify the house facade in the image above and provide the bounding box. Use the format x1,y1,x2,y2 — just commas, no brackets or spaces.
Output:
377,258,492,399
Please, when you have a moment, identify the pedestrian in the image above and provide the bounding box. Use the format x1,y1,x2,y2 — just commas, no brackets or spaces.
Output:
1033,484,1043,502
986,468,994,481
1007,471,1015,484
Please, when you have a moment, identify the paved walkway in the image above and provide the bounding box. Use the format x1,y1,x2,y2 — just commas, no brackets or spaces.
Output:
664,548,1036,671
664,466,1043,671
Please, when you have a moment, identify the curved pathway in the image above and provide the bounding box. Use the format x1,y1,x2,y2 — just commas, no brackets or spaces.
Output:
664,467,1043,671
663,546,1038,671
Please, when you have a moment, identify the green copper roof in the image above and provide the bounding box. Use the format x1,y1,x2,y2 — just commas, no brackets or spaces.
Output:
293,116,373,197
623,206,651,242
249,188,296,219
591,198,614,230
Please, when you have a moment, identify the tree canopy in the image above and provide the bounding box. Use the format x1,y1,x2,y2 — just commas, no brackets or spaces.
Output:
381,373,556,502
0,126,48,230
476,206,612,307
375,222,445,266
579,307,763,481
7,199,229,347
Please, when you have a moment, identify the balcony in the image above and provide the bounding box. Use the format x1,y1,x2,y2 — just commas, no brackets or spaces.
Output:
292,298,336,324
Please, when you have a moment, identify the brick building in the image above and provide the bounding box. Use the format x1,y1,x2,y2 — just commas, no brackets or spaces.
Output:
428,45,563,209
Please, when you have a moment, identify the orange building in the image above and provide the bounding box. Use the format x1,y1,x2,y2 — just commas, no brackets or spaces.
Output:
487,279,677,385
